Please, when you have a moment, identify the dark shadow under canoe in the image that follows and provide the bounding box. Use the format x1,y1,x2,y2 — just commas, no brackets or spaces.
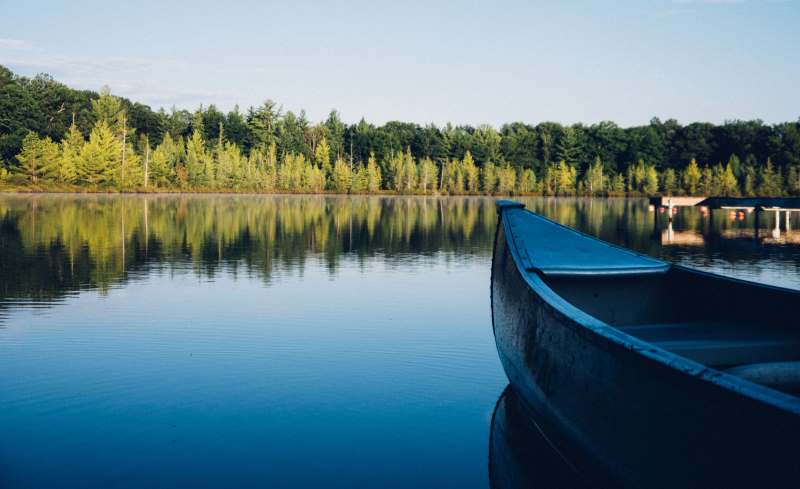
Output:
491,200,800,488
489,385,597,489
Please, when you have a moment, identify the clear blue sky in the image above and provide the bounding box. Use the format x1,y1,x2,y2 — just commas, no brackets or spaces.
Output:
1,0,798,126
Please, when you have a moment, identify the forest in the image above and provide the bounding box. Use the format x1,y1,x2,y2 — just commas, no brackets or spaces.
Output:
1,65,799,196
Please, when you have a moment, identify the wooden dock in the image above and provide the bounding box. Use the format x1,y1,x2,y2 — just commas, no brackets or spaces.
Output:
696,197,800,211
650,196,800,239
649,196,707,208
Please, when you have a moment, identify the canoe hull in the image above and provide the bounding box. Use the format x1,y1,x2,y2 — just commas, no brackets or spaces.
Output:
491,211,800,488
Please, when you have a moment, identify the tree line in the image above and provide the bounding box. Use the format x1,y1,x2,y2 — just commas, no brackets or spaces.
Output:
2,65,799,196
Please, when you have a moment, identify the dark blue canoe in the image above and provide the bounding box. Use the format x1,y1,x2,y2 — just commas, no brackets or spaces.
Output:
491,200,800,488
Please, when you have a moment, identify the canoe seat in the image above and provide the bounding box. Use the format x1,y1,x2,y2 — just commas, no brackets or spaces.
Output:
620,322,800,368
725,362,800,396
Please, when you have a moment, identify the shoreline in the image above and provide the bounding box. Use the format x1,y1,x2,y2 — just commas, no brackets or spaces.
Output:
0,186,667,198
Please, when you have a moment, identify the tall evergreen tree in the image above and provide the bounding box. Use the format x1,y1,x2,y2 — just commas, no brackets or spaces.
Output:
186,130,211,187
60,123,84,184
78,121,119,185
14,132,59,183
366,152,381,192
683,158,702,195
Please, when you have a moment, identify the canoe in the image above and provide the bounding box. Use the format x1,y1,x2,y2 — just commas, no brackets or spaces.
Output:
491,200,800,488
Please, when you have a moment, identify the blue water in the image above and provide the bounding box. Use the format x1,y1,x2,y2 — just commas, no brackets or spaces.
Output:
2,195,800,488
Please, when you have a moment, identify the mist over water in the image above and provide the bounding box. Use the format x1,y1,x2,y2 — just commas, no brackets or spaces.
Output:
2,194,799,488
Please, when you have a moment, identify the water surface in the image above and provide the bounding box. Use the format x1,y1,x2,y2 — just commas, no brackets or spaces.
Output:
2,195,799,488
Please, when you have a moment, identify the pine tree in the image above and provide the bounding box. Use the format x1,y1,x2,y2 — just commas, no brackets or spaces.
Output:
186,130,211,187
333,156,353,193
662,168,677,196
278,153,306,191
262,143,278,190
743,165,757,197
115,140,142,188
305,162,326,192
518,169,536,194
757,158,782,196
351,164,368,193
315,137,332,183
78,121,120,186
719,163,739,196
366,152,381,192
700,166,713,195
643,165,659,195
625,165,636,194
386,151,404,191
150,143,172,188
462,151,479,193
217,142,244,188
91,87,126,134
555,126,582,166
482,161,498,194
683,159,702,195
15,132,59,183
788,166,800,196
584,156,605,195
611,173,626,194
442,159,464,194
497,165,517,194
149,133,182,187
418,158,438,193
60,123,84,184
555,160,577,195
401,148,417,193
728,154,742,180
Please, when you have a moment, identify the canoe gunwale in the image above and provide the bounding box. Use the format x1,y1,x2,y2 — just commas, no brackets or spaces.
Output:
495,201,800,415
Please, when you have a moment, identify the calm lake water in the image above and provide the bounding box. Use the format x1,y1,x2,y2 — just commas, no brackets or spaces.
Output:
2,194,800,488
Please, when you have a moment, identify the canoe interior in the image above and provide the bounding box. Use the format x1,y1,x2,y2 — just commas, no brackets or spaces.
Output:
543,268,800,391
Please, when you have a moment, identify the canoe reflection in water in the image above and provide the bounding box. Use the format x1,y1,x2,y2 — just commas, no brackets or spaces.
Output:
490,386,595,489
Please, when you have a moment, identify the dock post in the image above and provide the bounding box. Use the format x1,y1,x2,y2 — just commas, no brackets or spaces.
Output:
754,209,761,240
708,207,714,230
668,198,674,222
773,209,781,239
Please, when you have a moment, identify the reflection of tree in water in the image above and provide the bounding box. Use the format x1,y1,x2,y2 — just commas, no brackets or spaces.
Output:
0,195,498,303
6,195,796,307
